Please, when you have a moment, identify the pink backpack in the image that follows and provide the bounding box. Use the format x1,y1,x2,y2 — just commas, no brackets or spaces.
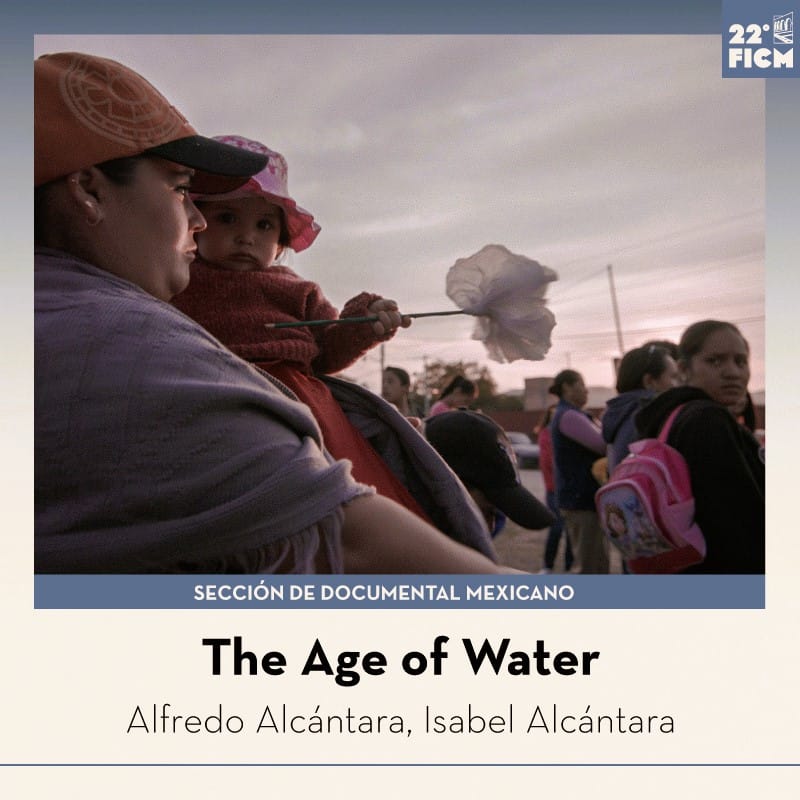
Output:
595,404,706,573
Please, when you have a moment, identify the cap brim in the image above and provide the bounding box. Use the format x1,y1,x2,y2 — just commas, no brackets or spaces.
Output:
483,484,555,530
145,136,269,194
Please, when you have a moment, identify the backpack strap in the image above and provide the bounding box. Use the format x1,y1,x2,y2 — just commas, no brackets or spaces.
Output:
657,404,686,444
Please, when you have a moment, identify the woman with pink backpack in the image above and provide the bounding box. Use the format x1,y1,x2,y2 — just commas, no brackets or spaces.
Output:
634,320,764,574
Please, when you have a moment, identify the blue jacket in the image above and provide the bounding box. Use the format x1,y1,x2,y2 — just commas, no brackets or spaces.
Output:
602,388,654,473
551,399,602,511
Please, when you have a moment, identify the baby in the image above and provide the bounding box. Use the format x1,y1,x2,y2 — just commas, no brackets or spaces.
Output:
172,135,429,519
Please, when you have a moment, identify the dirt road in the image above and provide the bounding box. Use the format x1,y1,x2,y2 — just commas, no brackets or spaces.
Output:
491,469,623,574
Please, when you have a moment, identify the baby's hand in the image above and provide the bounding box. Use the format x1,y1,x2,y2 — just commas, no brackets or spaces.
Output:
368,298,411,336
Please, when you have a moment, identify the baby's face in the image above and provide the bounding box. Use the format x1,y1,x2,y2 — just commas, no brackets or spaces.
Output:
195,197,284,270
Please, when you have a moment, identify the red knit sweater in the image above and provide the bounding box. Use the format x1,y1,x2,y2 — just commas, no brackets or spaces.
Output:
172,260,391,374
171,260,431,522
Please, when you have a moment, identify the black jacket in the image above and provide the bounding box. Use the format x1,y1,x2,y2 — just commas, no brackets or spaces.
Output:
635,386,764,574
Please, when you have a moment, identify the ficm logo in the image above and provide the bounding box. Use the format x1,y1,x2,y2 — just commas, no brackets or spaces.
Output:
722,3,797,77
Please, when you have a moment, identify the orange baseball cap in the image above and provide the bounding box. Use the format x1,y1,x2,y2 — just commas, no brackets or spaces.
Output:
35,52,267,193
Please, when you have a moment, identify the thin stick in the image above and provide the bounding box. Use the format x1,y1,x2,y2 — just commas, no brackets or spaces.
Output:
264,309,468,329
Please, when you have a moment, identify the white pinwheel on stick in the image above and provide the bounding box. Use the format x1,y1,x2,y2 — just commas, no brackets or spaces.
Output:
266,244,558,363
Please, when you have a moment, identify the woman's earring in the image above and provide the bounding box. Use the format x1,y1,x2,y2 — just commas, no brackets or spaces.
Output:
85,200,100,227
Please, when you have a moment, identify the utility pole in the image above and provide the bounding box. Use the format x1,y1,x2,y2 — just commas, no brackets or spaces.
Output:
422,354,430,414
607,263,624,356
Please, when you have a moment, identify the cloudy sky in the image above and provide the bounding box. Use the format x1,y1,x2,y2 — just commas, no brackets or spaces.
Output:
34,34,765,394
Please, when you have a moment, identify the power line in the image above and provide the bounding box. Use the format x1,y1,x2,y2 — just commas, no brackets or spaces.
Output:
547,209,763,296
555,208,762,270
551,315,765,343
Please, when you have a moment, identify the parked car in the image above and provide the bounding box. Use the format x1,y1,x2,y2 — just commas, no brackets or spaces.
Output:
505,431,540,469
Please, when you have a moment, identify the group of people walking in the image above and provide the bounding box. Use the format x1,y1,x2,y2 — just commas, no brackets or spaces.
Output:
538,324,764,575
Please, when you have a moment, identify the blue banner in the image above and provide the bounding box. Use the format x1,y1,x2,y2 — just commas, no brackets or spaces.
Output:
34,574,765,609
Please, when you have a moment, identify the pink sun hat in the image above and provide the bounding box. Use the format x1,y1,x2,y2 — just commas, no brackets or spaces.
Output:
192,134,321,252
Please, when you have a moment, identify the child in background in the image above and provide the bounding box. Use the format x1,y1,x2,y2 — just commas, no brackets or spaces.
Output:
427,375,478,417
172,135,430,520
382,366,413,416
382,366,423,430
